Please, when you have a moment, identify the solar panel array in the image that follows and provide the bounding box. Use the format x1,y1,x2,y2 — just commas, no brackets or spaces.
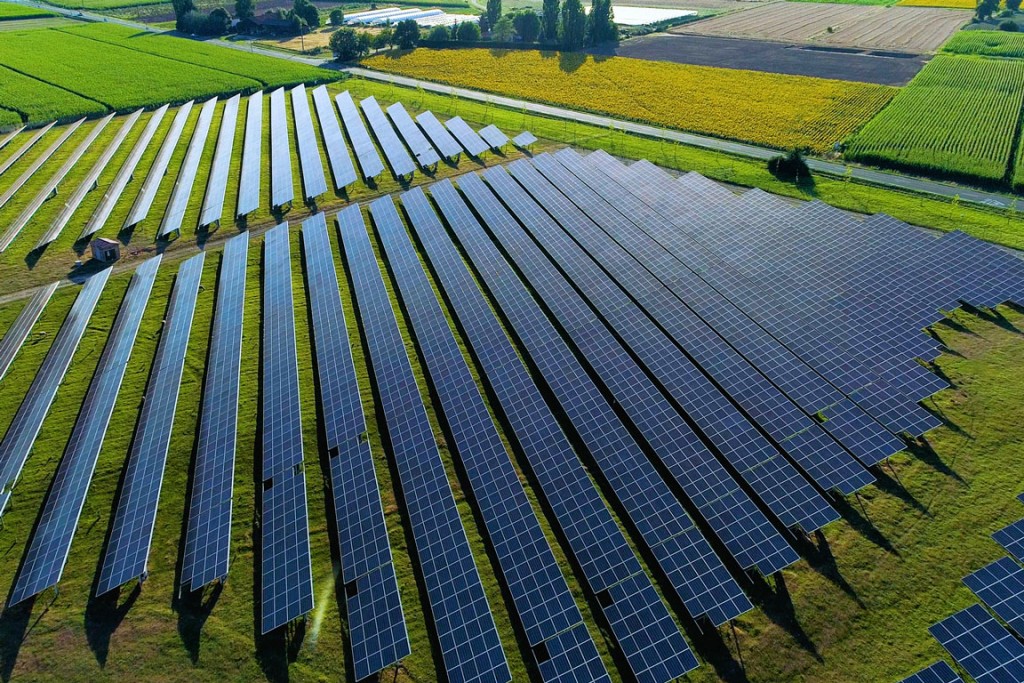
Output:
0,268,111,516
335,91,385,181
310,85,357,190
290,85,329,200
0,126,25,155
160,97,218,237
898,661,963,683
385,101,439,169
0,122,55,177
338,202,510,683
96,252,205,596
9,257,160,606
994,519,1024,562
929,604,1024,683
478,124,508,150
0,282,58,382
299,213,408,678
963,556,1024,637
415,110,462,161
269,88,294,208
82,104,169,240
444,116,489,157
181,231,248,591
259,222,313,633
236,90,263,217
200,94,240,227
512,131,537,148
125,101,194,229
0,118,85,214
360,97,416,179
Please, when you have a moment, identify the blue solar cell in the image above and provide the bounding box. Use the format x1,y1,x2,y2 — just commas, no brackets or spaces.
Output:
929,604,1024,683
200,94,240,227
9,257,160,606
415,110,462,161
360,96,416,179
160,97,217,237
335,91,385,181
337,202,510,683
237,91,263,217
898,661,962,683
993,519,1024,563
97,252,205,596
385,101,439,169
0,282,58,382
478,124,508,150
0,122,54,178
0,118,85,219
269,88,294,208
125,101,193,229
445,116,489,157
310,85,357,190
964,557,1024,637
290,85,329,200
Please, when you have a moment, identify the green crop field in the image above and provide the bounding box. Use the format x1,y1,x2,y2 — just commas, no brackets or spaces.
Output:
0,1,54,18
0,63,106,124
942,29,1024,58
845,55,1024,183
0,107,21,128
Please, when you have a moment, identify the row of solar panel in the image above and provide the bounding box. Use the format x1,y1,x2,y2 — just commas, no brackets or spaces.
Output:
0,90,530,256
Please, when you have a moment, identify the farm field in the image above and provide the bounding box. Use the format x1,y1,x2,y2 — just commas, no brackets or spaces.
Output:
600,33,928,84
942,29,1024,58
845,55,1024,183
674,1,971,52
361,49,894,153
0,1,53,18
897,0,973,7
0,63,106,125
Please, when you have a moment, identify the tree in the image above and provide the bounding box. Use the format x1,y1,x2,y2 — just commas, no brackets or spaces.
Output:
292,0,320,28
1001,18,1020,29
586,0,617,45
330,26,364,59
358,31,372,53
172,0,195,30
512,9,540,42
492,15,515,41
542,0,559,42
559,0,586,50
426,24,450,42
977,0,999,20
767,149,811,183
1008,0,1022,13
486,0,501,30
478,11,490,34
455,20,481,41
373,26,393,48
329,8,344,25
235,0,254,23
393,18,419,49
209,6,231,33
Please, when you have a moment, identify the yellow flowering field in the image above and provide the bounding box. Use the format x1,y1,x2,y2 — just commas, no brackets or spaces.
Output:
363,49,895,153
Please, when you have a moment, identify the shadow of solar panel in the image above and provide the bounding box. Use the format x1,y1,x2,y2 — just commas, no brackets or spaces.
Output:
929,604,1024,683
478,124,508,151
269,88,294,208
335,91,385,181
182,231,248,591
160,98,217,238
310,85,357,190
445,116,489,157
200,94,239,227
415,110,462,161
125,101,193,229
237,91,263,217
0,282,58,382
0,268,111,512
290,85,328,200
83,105,169,240
337,202,510,683
385,101,439,169
97,252,205,596
9,257,160,606
0,118,85,219
360,96,415,179
899,661,962,683
965,557,1024,637
0,122,52,177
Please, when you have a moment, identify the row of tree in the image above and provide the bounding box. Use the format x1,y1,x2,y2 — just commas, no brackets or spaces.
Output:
330,18,424,59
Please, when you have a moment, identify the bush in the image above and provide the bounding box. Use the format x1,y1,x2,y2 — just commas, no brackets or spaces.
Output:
767,149,811,182
329,8,343,25
1001,19,1020,31
426,24,450,42
455,21,481,41
393,18,419,49
330,27,367,60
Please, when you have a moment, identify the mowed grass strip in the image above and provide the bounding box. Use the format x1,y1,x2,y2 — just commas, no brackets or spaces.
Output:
845,55,1024,182
0,63,105,124
0,28,259,111
943,29,1024,58
361,49,895,153
59,23,338,90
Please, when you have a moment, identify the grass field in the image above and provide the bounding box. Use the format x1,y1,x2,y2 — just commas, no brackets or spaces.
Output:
845,55,1024,183
362,49,895,153
943,29,1024,57
0,1,54,18
0,63,106,124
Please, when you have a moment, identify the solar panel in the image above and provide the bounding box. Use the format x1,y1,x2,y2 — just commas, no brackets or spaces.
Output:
415,110,462,161
478,124,508,150
0,125,25,155
82,105,169,240
0,121,55,177
290,85,328,199
433,176,751,628
45,110,143,246
260,222,313,633
125,101,194,229
385,101,439,169
400,185,697,681
0,268,111,511
299,212,408,678
159,97,217,238
96,252,205,596
372,195,608,680
360,96,415,179
898,661,963,683
444,116,489,157
269,88,294,208
0,118,85,213
337,202,511,683
8,257,160,606
335,91,385,180
199,94,240,227
0,282,58,382
181,230,249,591
994,519,1024,562
929,604,1024,683
512,131,537,148
964,557,1024,637
310,85,357,190
236,90,263,217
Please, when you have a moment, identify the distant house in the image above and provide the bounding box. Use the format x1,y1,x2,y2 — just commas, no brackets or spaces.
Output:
249,13,296,34
90,237,120,264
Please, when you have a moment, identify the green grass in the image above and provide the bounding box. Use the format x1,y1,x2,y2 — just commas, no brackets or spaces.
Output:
0,63,106,124
0,107,21,129
943,28,1024,57
60,23,337,89
845,55,1024,184
0,1,54,18
43,0,166,10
